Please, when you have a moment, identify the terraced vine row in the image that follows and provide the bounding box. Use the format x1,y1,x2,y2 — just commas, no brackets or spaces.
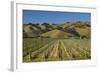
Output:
23,39,91,62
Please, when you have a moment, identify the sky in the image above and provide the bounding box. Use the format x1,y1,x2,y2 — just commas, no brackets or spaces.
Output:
23,10,91,24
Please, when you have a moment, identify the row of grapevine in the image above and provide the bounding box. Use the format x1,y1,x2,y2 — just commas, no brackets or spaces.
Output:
23,38,91,62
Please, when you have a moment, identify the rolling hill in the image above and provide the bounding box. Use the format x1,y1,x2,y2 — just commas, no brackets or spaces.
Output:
41,29,73,38
23,22,91,39
75,27,91,38
23,25,40,37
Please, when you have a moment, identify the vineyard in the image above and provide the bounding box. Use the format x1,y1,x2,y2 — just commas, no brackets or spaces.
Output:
23,11,91,62
23,38,91,62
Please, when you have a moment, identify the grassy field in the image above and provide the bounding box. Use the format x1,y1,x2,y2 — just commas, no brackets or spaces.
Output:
23,38,91,62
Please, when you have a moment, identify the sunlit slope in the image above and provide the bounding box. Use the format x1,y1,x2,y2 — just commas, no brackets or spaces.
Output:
41,29,73,38
23,25,39,37
23,22,91,38
75,27,91,38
